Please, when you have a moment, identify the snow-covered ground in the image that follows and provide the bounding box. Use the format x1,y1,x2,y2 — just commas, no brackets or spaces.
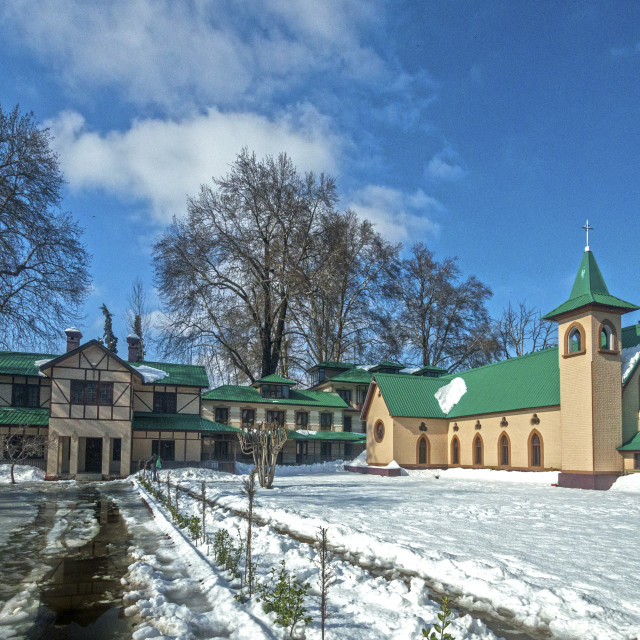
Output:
155,463,640,640
139,473,497,639
0,464,45,484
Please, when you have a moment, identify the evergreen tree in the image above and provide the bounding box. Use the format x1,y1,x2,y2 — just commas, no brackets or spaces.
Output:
100,303,118,353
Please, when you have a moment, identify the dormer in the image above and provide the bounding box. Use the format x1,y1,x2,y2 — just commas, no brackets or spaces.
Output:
306,361,355,387
252,374,297,399
368,361,405,375
411,365,448,378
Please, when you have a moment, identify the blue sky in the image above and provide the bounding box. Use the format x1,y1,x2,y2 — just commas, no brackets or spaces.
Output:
2,1,640,358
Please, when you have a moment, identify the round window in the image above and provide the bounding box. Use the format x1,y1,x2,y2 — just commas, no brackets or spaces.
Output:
374,421,385,443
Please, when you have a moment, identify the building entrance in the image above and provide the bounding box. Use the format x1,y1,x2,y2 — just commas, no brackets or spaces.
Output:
85,438,103,473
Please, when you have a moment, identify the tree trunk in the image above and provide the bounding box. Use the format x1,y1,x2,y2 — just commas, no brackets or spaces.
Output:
10,462,16,484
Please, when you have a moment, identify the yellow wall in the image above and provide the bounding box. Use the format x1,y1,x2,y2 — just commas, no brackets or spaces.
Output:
448,406,562,469
365,385,394,465
558,309,624,473
392,417,448,466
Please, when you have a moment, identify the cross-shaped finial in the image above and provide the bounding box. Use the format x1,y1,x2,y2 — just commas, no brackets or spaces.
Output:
582,220,593,251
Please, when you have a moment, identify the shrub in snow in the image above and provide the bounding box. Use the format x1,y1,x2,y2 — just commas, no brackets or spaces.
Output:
258,559,312,638
213,528,244,580
422,596,455,640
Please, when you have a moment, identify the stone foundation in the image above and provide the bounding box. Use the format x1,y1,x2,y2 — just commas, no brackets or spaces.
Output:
557,472,619,490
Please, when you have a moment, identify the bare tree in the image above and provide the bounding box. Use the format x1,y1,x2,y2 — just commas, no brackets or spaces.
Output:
315,527,335,640
154,150,337,382
289,209,399,369
384,243,498,372
1,426,48,484
242,469,258,597
496,301,557,358
238,421,288,488
0,104,91,350
126,277,152,360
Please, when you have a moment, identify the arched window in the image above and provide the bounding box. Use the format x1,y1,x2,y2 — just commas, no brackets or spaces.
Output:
564,322,586,356
374,421,385,443
569,327,581,353
599,321,616,352
451,436,460,465
499,434,510,466
417,436,429,465
473,434,483,466
529,431,543,468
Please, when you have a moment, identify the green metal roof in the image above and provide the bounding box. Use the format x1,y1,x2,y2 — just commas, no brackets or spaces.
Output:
127,360,209,387
618,431,640,451
287,430,366,442
374,347,560,419
308,361,356,371
0,407,50,426
621,324,640,385
412,365,448,377
252,374,298,386
543,251,639,319
0,351,57,377
132,412,238,432
446,347,560,417
374,373,447,418
202,385,349,408
369,361,405,372
326,367,374,385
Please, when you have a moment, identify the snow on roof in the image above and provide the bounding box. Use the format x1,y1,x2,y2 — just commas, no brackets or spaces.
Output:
434,377,467,415
400,367,420,374
34,358,53,376
133,364,169,383
622,344,640,383
358,364,376,371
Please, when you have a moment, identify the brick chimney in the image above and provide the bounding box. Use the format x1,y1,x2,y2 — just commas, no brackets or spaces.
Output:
127,334,141,362
64,327,82,352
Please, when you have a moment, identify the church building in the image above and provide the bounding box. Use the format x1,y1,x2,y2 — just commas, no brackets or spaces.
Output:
361,244,640,489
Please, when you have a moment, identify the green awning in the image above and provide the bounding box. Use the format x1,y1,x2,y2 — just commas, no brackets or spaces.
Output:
287,430,366,442
132,412,239,433
0,407,49,426
618,432,640,451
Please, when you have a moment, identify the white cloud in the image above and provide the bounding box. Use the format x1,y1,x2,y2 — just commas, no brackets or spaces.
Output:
47,106,342,224
347,185,442,243
425,149,467,182
2,0,387,111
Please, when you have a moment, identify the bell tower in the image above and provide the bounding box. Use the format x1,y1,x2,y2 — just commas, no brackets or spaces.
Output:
543,225,639,489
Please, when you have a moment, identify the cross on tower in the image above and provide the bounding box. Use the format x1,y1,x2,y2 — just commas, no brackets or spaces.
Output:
582,220,593,251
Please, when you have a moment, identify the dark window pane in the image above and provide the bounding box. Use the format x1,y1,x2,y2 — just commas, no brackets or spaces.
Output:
112,438,122,461
71,380,84,404
100,382,113,406
266,411,284,425
85,382,97,405
27,385,39,408
320,412,332,429
215,407,229,424
154,392,177,414
13,384,26,407
337,389,351,404
343,416,352,432
241,409,255,427
296,412,308,427
152,439,175,461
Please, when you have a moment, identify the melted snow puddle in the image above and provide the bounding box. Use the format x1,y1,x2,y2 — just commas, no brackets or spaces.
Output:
29,486,133,639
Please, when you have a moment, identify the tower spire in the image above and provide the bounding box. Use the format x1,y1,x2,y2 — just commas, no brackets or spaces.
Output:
582,219,593,251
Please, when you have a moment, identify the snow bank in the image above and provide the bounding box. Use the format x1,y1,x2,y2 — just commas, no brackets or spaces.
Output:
132,364,168,383
435,377,467,414
406,466,559,484
621,344,640,382
0,465,45,484
610,473,640,493
237,459,346,476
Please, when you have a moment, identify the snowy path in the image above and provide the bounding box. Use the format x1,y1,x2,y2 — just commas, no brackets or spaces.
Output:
163,467,640,640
